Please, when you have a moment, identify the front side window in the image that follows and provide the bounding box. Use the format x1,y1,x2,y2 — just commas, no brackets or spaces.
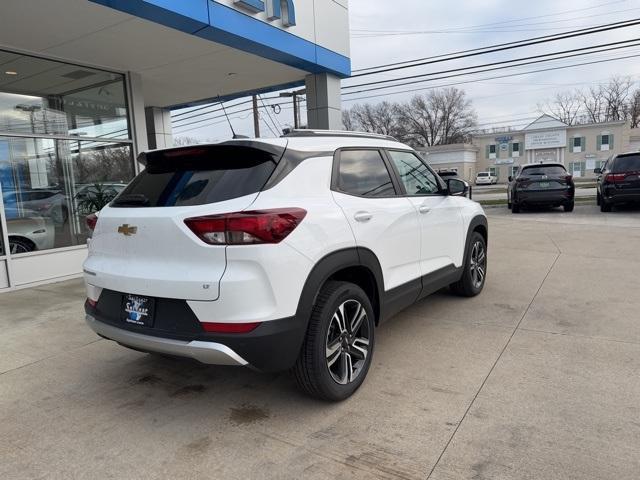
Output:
337,150,395,197
387,150,440,196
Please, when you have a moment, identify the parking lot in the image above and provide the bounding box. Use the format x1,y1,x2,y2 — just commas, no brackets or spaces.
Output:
1,204,639,480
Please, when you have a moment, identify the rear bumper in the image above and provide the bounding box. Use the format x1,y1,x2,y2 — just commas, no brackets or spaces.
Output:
86,314,249,366
516,190,573,205
603,189,640,204
85,292,306,372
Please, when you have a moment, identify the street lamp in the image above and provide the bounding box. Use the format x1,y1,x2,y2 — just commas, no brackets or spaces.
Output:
279,88,306,129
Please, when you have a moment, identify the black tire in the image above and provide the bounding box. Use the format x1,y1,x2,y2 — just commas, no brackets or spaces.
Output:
450,232,487,297
293,281,375,401
511,202,520,213
563,202,574,212
8,237,35,254
600,199,612,212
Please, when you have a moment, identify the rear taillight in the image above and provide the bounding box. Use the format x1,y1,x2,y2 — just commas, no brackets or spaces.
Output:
201,322,260,334
184,208,307,245
565,175,573,182
86,213,98,231
605,173,626,183
86,298,97,308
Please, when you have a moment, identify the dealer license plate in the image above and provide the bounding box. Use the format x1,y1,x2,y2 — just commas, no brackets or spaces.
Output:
122,294,155,327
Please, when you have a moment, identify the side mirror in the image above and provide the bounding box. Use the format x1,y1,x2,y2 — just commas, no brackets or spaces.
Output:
508,176,513,182
594,168,602,174
447,178,470,197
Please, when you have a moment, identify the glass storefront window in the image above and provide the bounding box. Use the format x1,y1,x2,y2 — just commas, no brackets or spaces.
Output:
0,49,135,261
0,137,133,253
0,49,129,140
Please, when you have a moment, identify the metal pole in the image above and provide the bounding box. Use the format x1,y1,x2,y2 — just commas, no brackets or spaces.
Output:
293,94,299,129
252,95,260,138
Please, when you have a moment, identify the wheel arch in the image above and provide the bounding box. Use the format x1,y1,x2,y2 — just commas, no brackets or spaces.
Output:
7,235,37,252
295,248,384,331
464,215,488,261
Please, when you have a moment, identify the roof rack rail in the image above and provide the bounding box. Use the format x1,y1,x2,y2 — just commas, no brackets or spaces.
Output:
281,129,398,142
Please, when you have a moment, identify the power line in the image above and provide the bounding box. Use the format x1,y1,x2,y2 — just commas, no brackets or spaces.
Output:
344,38,640,91
258,94,282,133
342,43,640,97
341,51,640,103
351,17,640,76
351,0,626,36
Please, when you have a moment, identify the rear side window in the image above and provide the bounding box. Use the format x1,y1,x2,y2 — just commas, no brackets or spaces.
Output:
521,165,566,176
612,155,640,173
337,150,396,197
112,146,278,207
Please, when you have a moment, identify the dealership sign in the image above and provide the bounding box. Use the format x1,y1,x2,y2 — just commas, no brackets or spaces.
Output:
234,0,296,26
525,130,567,150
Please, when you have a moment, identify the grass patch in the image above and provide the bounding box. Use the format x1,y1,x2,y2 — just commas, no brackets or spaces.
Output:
478,196,596,207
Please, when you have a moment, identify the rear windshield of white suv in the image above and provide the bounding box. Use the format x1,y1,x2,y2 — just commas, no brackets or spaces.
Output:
112,145,278,207
477,173,490,177
612,154,640,173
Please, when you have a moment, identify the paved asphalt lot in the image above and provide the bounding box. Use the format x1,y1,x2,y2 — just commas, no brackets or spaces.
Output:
2,204,640,479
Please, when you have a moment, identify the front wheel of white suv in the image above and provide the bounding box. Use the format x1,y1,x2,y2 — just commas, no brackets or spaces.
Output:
293,281,375,401
450,232,487,297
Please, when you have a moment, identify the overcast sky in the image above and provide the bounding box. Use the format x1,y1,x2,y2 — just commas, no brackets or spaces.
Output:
172,0,640,142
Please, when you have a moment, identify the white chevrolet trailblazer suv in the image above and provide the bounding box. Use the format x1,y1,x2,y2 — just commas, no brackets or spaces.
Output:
84,131,488,401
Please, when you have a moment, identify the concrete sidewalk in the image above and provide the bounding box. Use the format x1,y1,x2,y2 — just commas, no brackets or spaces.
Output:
1,205,639,479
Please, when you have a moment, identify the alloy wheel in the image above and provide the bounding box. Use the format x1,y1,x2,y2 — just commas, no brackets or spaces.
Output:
469,240,487,289
325,300,371,385
9,241,30,254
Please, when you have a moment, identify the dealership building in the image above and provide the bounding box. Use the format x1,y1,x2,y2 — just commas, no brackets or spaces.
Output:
420,115,637,184
0,0,350,291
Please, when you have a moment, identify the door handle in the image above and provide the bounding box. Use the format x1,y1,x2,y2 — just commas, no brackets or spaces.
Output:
354,212,373,222
418,205,431,214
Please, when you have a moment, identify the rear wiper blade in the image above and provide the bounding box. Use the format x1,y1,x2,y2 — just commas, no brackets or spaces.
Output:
112,193,150,206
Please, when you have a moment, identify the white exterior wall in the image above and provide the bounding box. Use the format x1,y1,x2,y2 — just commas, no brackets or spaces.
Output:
218,0,350,57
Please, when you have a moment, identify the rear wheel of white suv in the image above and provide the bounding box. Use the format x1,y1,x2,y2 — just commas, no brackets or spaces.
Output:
293,281,375,401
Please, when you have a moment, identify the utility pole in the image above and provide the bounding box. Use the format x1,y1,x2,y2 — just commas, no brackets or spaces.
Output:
252,95,260,138
279,88,306,129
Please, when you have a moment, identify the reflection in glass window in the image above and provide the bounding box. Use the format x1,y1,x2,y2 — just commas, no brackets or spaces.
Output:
0,137,133,253
338,150,395,197
388,150,440,195
0,49,129,139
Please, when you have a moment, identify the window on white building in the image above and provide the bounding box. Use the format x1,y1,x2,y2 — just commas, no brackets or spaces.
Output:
512,142,520,157
572,137,584,153
599,134,612,151
488,144,497,159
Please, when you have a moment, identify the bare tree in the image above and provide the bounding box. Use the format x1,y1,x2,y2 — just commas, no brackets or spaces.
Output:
342,101,402,138
540,76,636,125
629,88,640,128
395,88,477,147
602,76,633,122
173,136,202,146
538,91,582,125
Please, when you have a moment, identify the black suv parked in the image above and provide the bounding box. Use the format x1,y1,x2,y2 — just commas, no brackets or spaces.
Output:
595,153,640,212
508,163,575,213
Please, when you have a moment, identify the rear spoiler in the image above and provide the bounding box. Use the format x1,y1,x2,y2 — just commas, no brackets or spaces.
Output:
137,142,286,168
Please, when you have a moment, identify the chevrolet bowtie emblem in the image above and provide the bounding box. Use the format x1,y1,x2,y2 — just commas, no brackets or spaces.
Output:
117,224,137,236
